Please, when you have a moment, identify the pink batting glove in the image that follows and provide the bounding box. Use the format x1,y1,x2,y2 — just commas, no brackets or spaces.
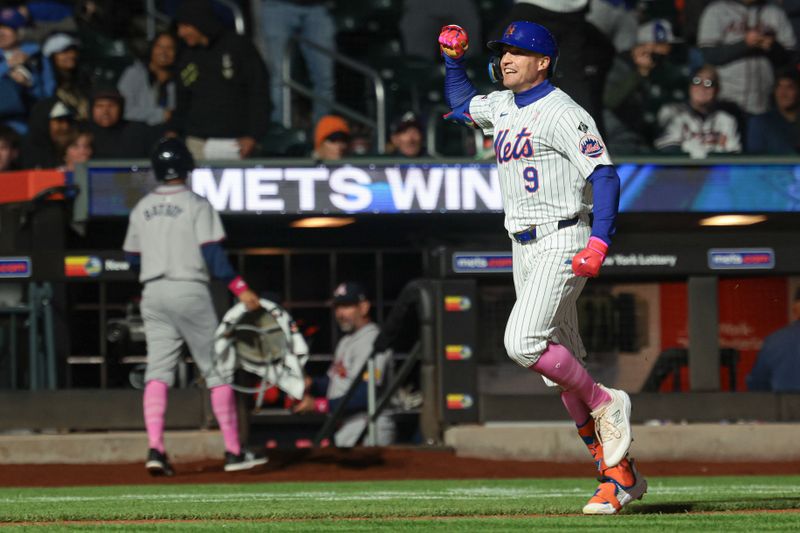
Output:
571,237,609,278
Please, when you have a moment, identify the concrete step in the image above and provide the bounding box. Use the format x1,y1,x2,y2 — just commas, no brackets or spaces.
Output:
445,422,800,462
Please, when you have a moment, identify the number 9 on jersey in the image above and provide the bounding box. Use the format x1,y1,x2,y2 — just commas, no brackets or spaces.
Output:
523,166,539,193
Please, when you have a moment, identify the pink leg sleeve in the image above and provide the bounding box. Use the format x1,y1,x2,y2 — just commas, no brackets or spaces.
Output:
561,389,592,426
531,343,610,411
210,385,241,456
143,380,168,453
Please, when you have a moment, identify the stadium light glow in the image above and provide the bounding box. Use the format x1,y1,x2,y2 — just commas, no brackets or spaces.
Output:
290,217,356,228
699,215,767,226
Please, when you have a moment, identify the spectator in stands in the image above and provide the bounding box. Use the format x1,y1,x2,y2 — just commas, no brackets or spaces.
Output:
58,128,93,172
388,111,427,158
587,0,639,54
400,0,482,61
313,114,350,160
88,88,160,158
169,0,270,160
20,99,74,169
493,1,604,119
118,31,178,126
293,282,395,447
40,32,91,120
604,19,688,154
0,7,45,134
655,64,741,157
698,0,796,115
0,123,21,171
746,67,800,154
348,124,374,156
17,2,77,44
746,288,800,392
260,0,335,125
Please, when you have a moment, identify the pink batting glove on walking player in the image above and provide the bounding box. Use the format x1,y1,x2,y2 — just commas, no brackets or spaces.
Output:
572,237,608,278
438,24,469,59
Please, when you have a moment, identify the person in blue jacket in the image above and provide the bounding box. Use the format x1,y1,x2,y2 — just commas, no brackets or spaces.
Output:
747,288,800,392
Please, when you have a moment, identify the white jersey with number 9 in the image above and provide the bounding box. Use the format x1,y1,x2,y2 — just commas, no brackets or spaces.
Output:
469,87,612,235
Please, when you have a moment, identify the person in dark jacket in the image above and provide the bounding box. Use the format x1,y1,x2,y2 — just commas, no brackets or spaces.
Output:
169,0,270,160
746,68,800,154
20,98,74,169
86,88,161,159
747,288,800,392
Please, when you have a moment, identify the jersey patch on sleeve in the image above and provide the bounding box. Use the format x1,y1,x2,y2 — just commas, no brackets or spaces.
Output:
579,134,605,158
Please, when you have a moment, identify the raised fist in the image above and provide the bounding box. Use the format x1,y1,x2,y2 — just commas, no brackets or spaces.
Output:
439,24,469,60
571,237,608,278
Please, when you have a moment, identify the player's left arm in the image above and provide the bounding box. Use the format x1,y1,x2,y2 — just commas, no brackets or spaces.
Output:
122,211,141,272
552,108,619,277
195,201,260,309
571,164,620,277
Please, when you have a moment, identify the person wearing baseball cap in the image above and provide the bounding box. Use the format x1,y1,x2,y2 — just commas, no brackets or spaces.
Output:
603,18,687,154
388,111,427,158
313,114,350,160
88,87,161,158
40,32,90,121
20,99,75,168
293,281,396,447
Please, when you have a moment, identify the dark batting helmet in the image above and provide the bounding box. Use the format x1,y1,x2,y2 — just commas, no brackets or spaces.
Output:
151,137,195,181
487,21,559,82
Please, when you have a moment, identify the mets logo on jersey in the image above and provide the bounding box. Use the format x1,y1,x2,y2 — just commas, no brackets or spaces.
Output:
494,128,533,163
579,134,605,158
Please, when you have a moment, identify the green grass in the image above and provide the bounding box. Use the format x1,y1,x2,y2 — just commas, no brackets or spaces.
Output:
0,477,798,531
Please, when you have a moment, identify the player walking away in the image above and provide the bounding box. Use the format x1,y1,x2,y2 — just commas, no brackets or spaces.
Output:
438,22,646,514
123,137,267,476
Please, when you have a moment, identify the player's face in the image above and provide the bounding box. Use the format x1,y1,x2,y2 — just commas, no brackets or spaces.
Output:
500,46,550,93
92,98,122,128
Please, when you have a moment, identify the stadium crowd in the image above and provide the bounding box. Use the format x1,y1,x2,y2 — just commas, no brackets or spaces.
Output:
1,0,800,171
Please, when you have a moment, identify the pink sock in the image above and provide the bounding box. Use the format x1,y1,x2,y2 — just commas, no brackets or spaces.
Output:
143,380,168,453
531,343,610,410
210,385,241,455
561,390,592,426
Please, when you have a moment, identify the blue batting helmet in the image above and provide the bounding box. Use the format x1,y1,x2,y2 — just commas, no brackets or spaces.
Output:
487,21,558,60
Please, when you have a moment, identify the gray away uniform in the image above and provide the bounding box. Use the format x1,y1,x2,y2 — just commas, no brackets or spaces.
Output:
328,322,395,447
123,184,231,388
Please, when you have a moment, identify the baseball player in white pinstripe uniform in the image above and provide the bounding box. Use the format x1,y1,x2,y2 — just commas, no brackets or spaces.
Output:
439,21,647,514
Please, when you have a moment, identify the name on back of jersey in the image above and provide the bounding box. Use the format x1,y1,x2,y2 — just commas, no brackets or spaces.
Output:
143,203,184,221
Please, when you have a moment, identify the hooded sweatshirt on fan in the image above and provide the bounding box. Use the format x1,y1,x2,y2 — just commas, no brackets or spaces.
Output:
168,0,271,140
